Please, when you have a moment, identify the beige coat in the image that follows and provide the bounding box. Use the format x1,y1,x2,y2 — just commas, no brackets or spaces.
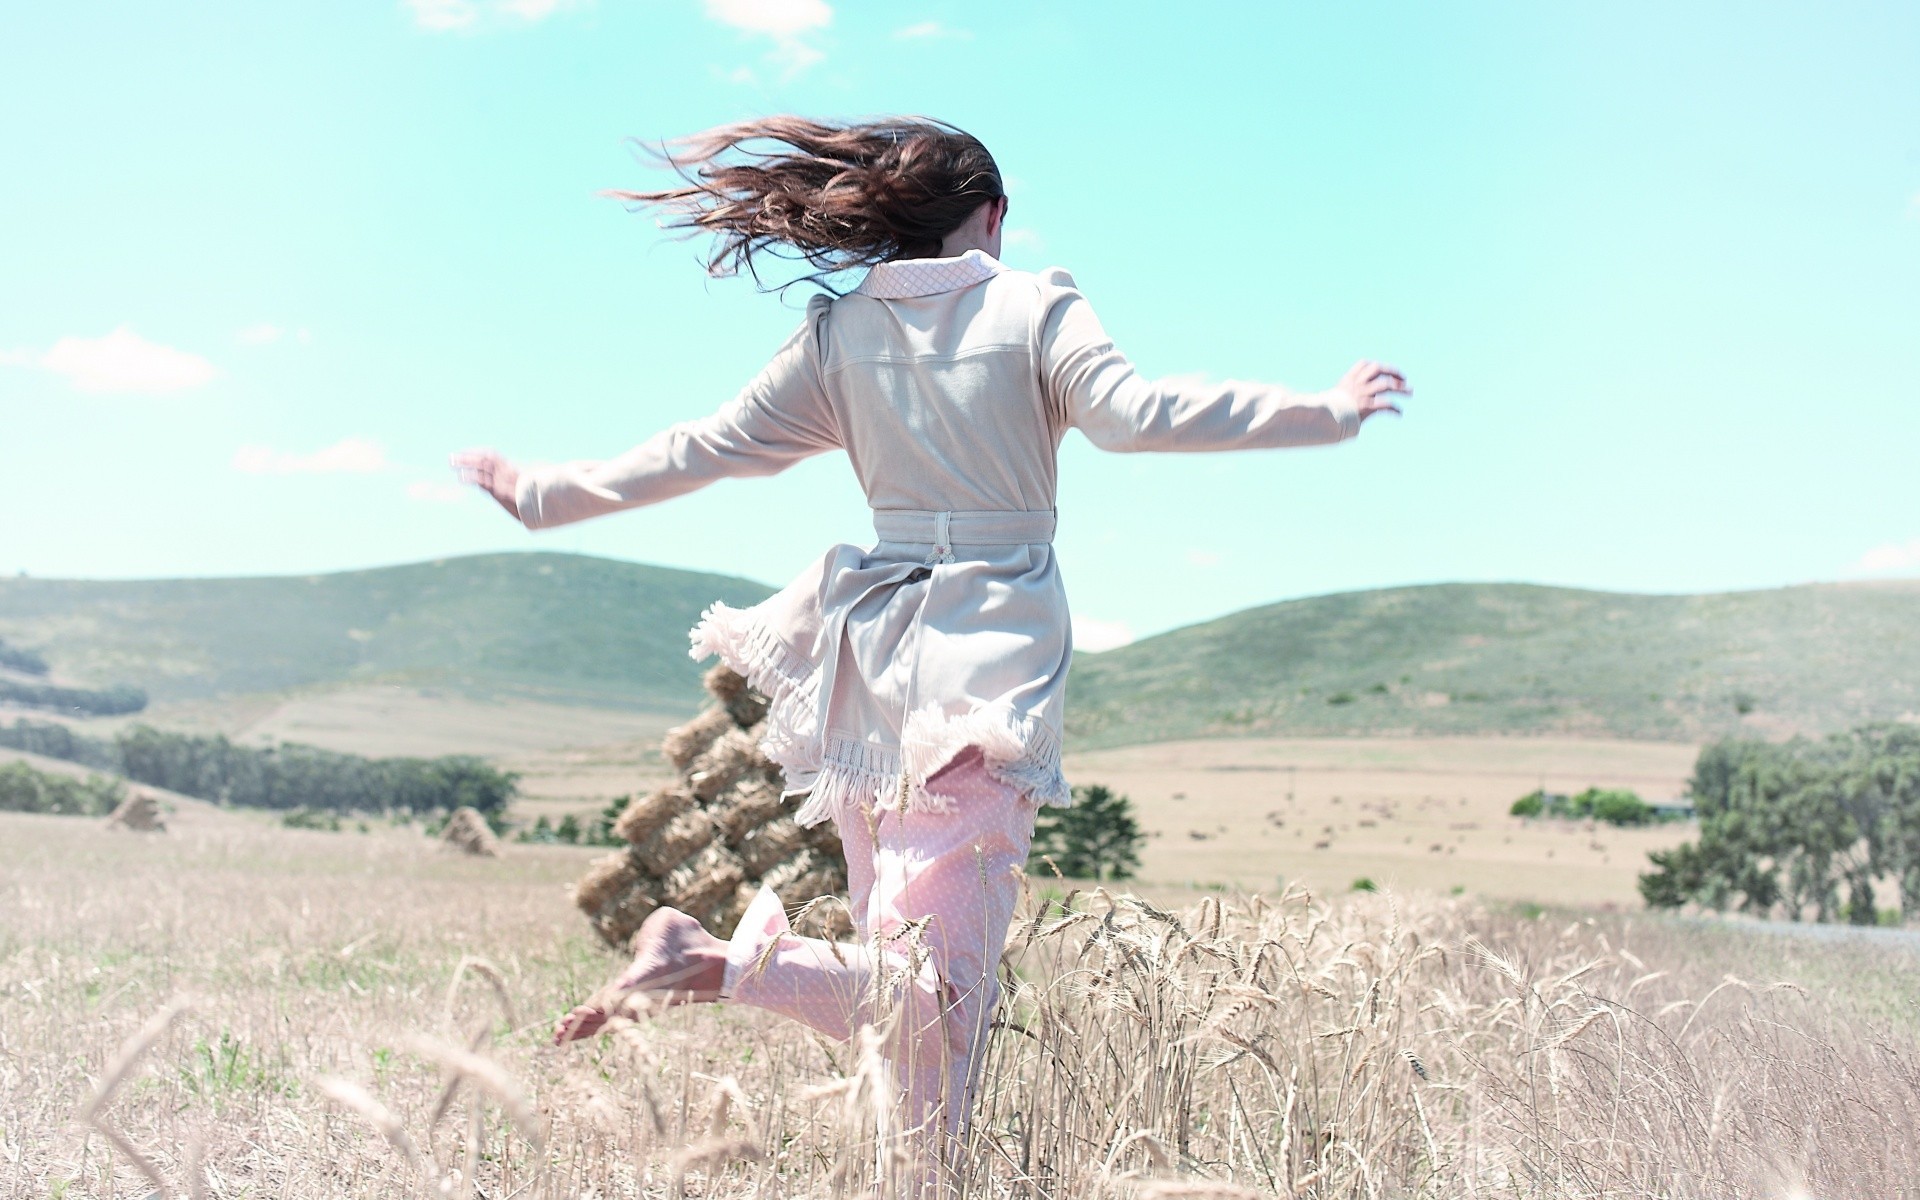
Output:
516,250,1361,826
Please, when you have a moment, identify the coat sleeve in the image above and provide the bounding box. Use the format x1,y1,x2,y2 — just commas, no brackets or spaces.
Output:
515,296,840,530
1035,268,1360,453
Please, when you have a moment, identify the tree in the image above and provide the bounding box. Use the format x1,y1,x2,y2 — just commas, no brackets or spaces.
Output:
1028,783,1145,881
1639,722,1920,924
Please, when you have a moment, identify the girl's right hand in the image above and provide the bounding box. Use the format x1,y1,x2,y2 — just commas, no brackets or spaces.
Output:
1334,360,1411,423
450,449,522,521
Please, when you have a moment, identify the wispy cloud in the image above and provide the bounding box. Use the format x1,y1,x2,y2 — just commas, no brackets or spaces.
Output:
404,0,581,32
233,438,388,476
1847,537,1920,576
705,0,830,79
893,19,970,40
705,0,829,36
1187,549,1222,568
1002,227,1045,255
406,0,479,30
3,326,220,395
1073,616,1135,653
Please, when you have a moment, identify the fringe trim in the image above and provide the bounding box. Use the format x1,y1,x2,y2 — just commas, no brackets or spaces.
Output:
689,602,818,768
690,603,1071,831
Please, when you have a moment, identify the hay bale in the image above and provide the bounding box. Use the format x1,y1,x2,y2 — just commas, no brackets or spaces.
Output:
441,807,500,857
704,663,770,728
104,787,166,832
661,707,733,771
612,785,695,846
687,728,773,801
571,664,852,947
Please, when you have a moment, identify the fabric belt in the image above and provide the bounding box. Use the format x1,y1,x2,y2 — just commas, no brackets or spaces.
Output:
871,508,1057,554
867,509,1056,811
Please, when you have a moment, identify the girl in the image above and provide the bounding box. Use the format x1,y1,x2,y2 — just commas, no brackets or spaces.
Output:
454,115,1408,1192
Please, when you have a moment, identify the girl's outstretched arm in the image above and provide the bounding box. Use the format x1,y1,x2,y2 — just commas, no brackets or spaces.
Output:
454,299,838,529
1036,269,1409,452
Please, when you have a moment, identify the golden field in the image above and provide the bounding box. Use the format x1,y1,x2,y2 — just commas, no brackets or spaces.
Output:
5,783,1920,1197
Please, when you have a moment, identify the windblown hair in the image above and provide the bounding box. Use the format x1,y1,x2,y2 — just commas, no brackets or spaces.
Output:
610,116,1004,290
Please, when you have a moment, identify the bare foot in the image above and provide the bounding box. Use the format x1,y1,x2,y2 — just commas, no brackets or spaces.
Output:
553,908,727,1045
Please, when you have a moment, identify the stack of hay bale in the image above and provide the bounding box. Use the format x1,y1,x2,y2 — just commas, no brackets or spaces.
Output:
442,806,501,857
104,787,166,832
573,665,849,948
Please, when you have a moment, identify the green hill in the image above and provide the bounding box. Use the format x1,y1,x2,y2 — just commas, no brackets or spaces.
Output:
1065,580,1920,747
5,557,1915,746
0,553,772,711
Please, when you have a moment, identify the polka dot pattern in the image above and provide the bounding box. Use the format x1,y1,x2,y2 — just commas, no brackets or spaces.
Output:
722,746,1039,1163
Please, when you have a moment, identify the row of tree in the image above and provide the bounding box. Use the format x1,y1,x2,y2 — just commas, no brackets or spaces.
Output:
0,719,517,816
1511,786,1666,826
0,638,49,676
0,679,148,716
0,760,126,816
1639,721,1920,923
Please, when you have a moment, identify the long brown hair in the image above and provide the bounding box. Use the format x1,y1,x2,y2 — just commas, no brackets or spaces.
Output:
610,116,1004,290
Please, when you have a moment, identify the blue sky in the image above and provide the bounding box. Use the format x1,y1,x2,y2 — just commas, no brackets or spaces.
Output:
3,1,1916,650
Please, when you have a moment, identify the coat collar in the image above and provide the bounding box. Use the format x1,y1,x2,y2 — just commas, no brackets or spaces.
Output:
853,249,1004,299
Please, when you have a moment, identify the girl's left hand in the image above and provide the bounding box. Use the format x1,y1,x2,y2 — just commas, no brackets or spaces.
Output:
450,449,522,521
1335,360,1411,423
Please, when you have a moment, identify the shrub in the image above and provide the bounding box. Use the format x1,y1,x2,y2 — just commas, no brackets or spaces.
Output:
1509,790,1545,818
0,760,124,816
1029,784,1144,881
280,808,342,832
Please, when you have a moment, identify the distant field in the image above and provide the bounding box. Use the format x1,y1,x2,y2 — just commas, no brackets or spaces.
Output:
492,728,1702,908
1072,735,1699,905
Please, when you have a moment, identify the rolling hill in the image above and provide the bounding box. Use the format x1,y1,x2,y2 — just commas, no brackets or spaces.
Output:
4,555,1915,747
0,553,773,712
1065,579,1920,746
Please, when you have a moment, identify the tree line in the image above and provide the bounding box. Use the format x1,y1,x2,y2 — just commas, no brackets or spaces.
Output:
0,719,516,816
0,637,50,676
1639,721,1920,924
0,678,148,716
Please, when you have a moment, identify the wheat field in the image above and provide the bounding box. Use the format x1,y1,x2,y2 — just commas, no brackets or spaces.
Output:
4,799,1919,1199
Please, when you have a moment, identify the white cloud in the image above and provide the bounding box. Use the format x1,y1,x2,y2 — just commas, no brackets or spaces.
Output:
405,0,578,31
765,36,824,79
29,326,219,395
0,347,36,367
1848,537,1920,576
496,0,573,18
704,0,829,36
236,323,284,345
406,480,470,503
1187,549,1222,568
893,19,969,40
406,0,479,30
1073,616,1135,653
233,438,388,476
1002,227,1045,254
704,0,829,78
711,63,759,85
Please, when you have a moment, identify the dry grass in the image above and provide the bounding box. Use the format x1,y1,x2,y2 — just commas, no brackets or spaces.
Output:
1061,736,1701,906
3,804,1918,1198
